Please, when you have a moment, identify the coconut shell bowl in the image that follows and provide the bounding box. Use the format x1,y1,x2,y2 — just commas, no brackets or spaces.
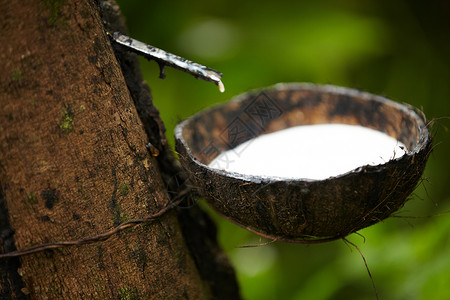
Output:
175,83,432,242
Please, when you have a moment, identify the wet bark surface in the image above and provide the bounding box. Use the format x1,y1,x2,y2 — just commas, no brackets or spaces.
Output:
0,0,239,298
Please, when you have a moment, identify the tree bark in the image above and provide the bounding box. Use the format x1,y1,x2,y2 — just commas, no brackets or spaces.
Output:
0,0,239,299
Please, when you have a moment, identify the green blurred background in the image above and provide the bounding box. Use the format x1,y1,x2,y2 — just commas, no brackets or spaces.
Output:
115,0,450,299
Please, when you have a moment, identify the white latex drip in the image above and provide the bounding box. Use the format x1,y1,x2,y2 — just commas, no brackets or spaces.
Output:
209,124,406,180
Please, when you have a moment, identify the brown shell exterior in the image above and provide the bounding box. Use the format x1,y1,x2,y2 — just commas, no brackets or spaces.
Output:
175,83,432,239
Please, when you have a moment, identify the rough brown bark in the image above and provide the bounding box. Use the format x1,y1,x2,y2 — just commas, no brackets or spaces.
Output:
0,0,238,299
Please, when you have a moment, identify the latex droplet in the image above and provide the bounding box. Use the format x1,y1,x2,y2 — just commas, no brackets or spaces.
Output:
218,80,225,93
146,142,160,157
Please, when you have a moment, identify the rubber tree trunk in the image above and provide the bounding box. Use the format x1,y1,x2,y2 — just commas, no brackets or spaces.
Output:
0,0,239,298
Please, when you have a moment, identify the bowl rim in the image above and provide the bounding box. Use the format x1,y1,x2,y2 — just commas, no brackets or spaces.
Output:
175,82,430,184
